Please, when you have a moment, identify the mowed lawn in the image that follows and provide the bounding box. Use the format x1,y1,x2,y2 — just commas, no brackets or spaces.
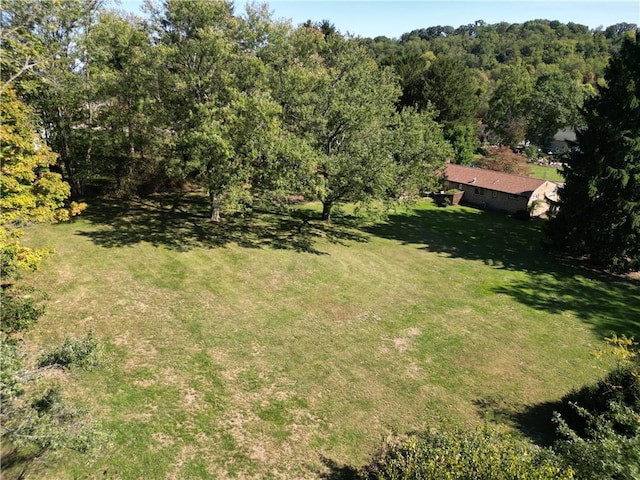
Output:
529,163,565,183
17,194,640,479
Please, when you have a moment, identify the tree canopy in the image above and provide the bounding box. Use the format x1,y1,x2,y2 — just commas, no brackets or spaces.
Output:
0,87,77,279
547,33,640,273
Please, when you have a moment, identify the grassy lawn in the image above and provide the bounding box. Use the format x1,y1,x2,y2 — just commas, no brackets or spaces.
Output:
529,164,565,183
12,194,640,479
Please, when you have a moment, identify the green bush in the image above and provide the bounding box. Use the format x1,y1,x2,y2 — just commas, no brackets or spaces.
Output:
554,364,640,438
1,341,24,403
554,402,640,480
551,337,640,479
361,428,574,480
6,386,105,453
37,331,103,370
0,286,46,336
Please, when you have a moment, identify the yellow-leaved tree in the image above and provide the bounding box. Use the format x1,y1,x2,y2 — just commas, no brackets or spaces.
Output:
1,86,85,281
1,87,98,475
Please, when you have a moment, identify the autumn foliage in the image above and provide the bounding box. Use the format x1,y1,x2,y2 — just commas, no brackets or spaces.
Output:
475,146,532,176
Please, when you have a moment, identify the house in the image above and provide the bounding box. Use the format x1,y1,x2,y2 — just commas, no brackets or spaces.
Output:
443,164,559,217
550,128,577,153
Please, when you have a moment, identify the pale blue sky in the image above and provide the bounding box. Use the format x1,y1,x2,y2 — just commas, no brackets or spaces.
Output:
114,0,640,38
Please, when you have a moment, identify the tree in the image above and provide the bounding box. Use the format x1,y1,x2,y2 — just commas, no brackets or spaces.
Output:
154,0,284,221
1,87,97,473
525,70,585,148
391,107,454,197
424,55,480,125
423,56,481,164
313,34,401,221
3,0,106,196
0,87,77,280
392,52,431,109
487,63,533,146
0,2,46,94
270,26,401,221
546,33,640,273
475,146,532,176
85,11,162,194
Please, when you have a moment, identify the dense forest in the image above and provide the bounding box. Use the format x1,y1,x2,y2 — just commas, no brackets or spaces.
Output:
362,20,637,159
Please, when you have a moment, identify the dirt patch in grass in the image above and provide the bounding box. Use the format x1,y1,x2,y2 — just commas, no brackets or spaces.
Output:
166,445,197,480
150,432,176,451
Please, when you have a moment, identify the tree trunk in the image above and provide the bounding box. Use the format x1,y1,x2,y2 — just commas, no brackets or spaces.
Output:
210,191,222,222
321,201,332,222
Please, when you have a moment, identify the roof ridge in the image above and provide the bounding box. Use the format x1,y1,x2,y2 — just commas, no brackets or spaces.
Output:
446,163,545,182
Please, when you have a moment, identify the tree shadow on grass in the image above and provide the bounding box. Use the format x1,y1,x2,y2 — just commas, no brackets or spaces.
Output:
0,447,47,480
317,456,360,480
363,205,640,339
473,396,564,447
75,193,368,255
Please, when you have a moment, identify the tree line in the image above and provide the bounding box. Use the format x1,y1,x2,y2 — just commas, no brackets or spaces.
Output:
2,1,636,220
363,19,636,159
1,0,452,223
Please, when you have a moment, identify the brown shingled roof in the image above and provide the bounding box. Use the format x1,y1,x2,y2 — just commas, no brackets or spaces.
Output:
445,164,546,197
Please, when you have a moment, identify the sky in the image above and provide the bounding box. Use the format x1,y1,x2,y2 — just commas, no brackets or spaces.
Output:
115,0,640,39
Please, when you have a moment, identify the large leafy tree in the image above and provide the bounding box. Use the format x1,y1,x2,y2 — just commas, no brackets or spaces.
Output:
0,87,74,279
390,107,453,198
525,70,585,148
313,33,401,220
4,0,105,196
154,0,284,221
85,11,161,194
547,33,640,273
487,63,533,147
269,26,401,221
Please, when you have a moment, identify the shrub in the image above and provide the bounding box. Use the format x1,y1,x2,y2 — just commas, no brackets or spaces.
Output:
553,364,639,438
553,336,639,437
361,428,574,480
1,341,24,403
552,335,640,479
0,286,46,336
37,331,103,370
475,146,532,176
553,402,640,480
6,385,105,453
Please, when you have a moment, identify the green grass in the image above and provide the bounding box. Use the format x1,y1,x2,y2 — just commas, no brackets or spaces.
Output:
11,193,639,479
529,163,565,183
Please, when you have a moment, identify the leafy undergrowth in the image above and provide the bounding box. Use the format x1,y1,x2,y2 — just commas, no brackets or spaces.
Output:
13,195,639,479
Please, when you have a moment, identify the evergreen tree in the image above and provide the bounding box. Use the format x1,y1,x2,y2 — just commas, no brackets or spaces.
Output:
547,33,640,273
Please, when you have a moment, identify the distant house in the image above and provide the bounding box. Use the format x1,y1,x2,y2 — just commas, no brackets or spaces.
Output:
443,164,559,217
550,128,577,153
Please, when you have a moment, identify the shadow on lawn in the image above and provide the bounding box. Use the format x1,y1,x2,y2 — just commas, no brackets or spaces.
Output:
76,192,367,255
363,206,640,339
318,456,360,479
473,396,565,447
